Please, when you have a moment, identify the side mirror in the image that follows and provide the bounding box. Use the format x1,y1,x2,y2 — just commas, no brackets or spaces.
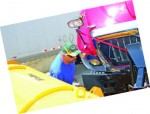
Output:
67,18,83,28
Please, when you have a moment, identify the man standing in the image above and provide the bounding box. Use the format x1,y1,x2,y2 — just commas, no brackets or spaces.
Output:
49,42,81,84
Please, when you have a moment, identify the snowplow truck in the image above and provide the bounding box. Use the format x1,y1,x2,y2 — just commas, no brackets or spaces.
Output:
67,0,149,96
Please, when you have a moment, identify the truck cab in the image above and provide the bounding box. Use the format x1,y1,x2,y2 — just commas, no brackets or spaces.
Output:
68,0,149,95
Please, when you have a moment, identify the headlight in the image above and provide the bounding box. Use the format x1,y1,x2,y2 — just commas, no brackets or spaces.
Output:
89,59,101,66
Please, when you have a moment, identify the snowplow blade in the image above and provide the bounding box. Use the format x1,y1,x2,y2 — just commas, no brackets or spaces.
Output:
8,62,103,113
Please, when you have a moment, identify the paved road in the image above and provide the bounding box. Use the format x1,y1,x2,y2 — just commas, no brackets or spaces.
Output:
75,64,91,85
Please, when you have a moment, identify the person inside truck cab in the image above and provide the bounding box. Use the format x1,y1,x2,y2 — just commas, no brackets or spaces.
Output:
49,42,81,85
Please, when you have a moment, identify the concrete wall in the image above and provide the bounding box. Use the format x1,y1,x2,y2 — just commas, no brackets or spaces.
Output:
14,49,61,73
24,54,57,73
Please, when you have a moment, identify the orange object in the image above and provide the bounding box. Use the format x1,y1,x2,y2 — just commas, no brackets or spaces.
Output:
90,86,104,97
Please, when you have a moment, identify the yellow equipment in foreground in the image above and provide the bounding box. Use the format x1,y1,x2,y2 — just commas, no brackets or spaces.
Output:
8,61,103,114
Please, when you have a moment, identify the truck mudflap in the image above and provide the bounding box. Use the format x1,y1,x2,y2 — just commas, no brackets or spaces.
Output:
126,43,149,89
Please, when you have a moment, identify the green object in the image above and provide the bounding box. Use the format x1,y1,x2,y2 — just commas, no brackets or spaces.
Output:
62,42,81,56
